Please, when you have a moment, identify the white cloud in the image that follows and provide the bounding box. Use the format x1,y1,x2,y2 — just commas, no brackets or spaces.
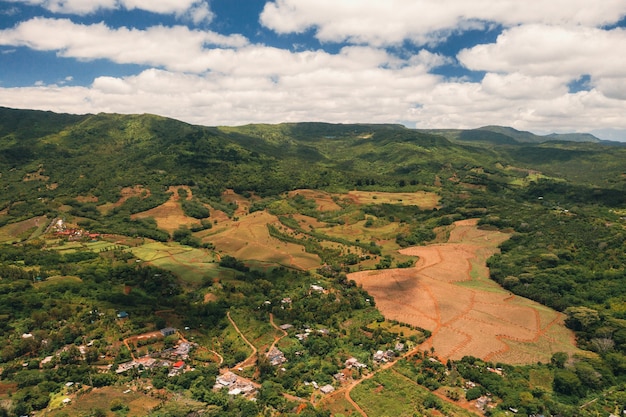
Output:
0,18,248,72
3,59,626,138
3,0,213,21
260,0,626,46
458,25,626,79
480,73,568,100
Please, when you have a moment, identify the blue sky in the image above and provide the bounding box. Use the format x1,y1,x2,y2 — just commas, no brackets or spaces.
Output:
1,1,626,140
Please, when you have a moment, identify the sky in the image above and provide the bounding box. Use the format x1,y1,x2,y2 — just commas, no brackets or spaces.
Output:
1,1,626,140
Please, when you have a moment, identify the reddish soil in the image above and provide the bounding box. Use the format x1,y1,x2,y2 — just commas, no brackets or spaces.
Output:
131,186,204,233
349,219,579,364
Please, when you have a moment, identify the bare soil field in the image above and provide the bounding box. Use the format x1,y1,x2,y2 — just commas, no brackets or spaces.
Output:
349,219,580,364
222,189,257,216
98,184,151,214
346,190,440,209
75,195,99,203
202,210,321,270
131,188,202,233
288,189,343,211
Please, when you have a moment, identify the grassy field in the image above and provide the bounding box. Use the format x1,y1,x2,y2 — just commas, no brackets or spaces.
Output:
350,368,477,417
0,215,48,243
46,386,163,416
319,391,360,417
37,274,82,284
229,309,283,353
130,242,220,285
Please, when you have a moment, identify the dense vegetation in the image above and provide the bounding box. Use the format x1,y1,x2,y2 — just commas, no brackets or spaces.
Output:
2,107,626,416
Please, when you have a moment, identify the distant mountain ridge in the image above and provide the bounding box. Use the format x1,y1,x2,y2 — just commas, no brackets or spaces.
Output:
419,125,603,144
1,105,625,212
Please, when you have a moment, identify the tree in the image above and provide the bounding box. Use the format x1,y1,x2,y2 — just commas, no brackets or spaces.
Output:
564,307,600,331
551,352,568,368
553,369,584,396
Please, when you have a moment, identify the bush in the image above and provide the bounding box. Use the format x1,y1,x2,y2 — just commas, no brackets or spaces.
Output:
466,386,483,401
110,398,129,412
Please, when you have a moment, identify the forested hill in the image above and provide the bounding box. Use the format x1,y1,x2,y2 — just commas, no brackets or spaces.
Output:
0,106,624,208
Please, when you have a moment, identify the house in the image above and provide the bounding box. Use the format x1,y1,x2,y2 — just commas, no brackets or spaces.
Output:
345,357,367,369
310,284,324,292
173,360,185,370
395,342,405,352
267,347,287,366
136,357,157,369
279,324,293,331
373,350,385,362
320,384,335,394
116,361,140,374
216,372,238,387
116,311,129,319
160,327,176,337
174,342,192,357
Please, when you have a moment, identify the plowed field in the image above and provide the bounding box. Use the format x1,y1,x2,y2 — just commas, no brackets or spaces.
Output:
349,219,580,364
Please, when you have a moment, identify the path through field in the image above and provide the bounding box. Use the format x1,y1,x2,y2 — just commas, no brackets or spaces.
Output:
349,219,580,364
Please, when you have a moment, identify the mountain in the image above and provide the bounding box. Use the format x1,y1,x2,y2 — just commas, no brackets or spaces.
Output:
420,125,602,144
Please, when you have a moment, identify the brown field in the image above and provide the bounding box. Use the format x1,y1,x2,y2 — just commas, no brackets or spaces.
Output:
98,185,151,214
75,195,99,203
346,190,440,209
349,219,581,364
201,210,321,270
288,189,343,211
222,189,257,216
131,186,203,233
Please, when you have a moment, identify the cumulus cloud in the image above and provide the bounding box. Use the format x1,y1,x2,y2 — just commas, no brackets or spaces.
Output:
2,60,626,137
0,18,248,72
458,25,626,101
458,25,626,78
260,0,626,46
3,0,213,21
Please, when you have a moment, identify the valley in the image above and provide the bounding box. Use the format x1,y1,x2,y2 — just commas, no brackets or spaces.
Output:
2,107,626,416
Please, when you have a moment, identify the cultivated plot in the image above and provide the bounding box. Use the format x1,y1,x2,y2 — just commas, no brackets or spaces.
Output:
349,219,581,364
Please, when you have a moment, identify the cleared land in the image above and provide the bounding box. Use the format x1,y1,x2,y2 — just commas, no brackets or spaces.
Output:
98,184,151,214
200,210,321,270
349,219,581,364
346,190,440,209
287,189,343,211
131,186,204,233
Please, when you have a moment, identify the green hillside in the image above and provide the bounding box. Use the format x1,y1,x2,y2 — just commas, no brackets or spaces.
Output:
2,107,626,416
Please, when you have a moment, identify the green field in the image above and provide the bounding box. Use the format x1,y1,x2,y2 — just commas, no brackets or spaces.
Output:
350,369,477,417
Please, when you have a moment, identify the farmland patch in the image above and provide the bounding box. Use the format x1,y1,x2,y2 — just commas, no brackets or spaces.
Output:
349,219,581,364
